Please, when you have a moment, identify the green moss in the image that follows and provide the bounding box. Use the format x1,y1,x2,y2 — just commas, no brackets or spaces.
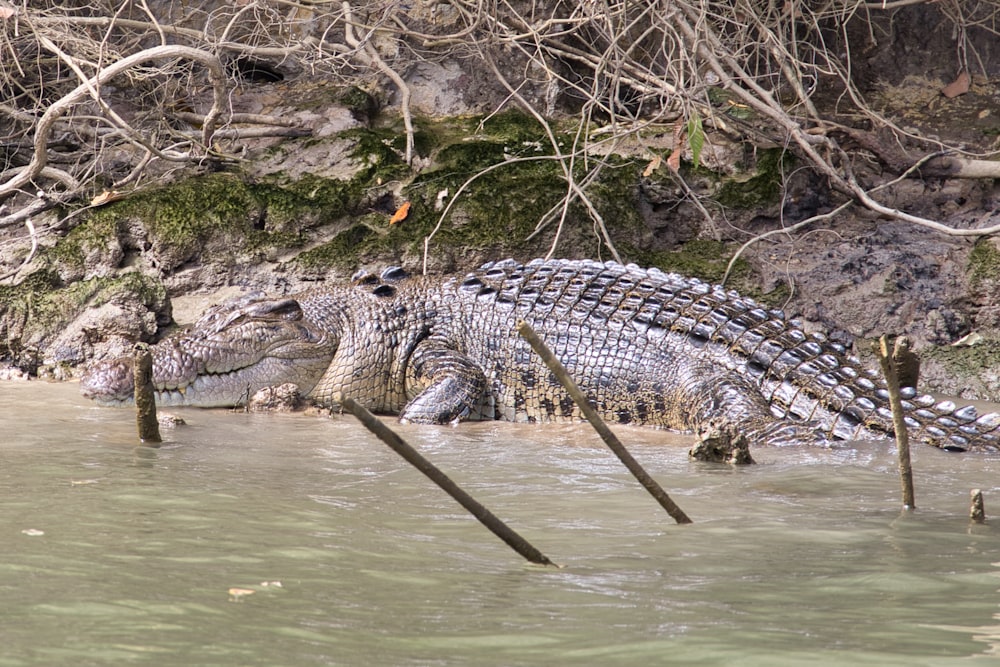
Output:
714,148,792,209
295,222,380,270
407,149,566,250
47,212,119,271
0,270,166,365
50,170,379,274
923,339,1000,378
251,173,361,231
480,110,550,144
338,86,378,120
968,238,1000,287
584,157,645,235
628,240,751,287
339,127,410,183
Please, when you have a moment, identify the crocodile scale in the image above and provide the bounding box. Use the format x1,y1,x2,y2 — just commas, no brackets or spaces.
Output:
81,258,1000,451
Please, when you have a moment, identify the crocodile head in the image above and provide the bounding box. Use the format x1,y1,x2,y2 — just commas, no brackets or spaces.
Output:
80,294,337,407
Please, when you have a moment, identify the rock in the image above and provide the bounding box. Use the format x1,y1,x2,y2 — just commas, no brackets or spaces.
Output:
158,413,186,428
689,419,755,465
248,383,305,412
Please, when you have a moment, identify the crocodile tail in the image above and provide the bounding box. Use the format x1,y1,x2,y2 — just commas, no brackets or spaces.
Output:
640,271,1000,452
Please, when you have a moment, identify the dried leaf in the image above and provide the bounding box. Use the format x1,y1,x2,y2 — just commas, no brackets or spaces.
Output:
666,150,681,172
90,190,122,207
941,71,971,99
667,124,685,172
389,201,411,225
642,155,662,177
952,331,983,347
228,588,256,599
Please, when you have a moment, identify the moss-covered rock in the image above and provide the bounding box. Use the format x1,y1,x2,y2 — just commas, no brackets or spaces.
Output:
48,171,373,279
921,338,1000,399
627,240,753,290
290,112,594,271
968,238,1000,288
0,270,168,373
714,148,791,210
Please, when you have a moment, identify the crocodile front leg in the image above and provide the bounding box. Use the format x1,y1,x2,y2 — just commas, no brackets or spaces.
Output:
680,367,832,448
401,341,491,424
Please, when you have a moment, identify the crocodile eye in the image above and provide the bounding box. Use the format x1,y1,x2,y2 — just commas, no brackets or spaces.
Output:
245,299,303,321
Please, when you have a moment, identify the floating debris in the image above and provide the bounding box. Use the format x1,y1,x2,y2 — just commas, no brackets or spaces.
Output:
228,588,256,601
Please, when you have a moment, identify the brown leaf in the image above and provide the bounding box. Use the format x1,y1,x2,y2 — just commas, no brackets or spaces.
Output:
666,150,681,173
941,71,971,99
389,201,411,225
90,190,122,206
667,124,685,172
642,155,662,177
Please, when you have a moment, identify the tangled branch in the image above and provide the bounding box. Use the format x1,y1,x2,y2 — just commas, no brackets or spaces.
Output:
3,0,999,283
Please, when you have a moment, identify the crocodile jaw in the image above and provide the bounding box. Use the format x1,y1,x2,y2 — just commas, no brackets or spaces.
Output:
80,296,337,407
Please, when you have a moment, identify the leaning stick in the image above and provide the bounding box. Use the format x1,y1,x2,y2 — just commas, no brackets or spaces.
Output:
133,343,162,445
874,335,915,509
516,321,693,524
340,397,558,567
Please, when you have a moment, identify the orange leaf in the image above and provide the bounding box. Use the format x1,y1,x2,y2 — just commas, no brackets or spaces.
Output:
642,155,662,177
90,190,122,206
389,201,411,225
941,71,971,99
666,123,685,172
666,150,682,172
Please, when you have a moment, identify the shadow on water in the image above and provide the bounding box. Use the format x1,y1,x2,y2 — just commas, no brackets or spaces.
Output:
2,380,1000,666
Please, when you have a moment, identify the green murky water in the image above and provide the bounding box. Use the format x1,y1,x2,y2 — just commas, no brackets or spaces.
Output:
2,380,1000,666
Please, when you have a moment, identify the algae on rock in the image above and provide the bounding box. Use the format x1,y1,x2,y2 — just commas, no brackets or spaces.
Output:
0,270,168,374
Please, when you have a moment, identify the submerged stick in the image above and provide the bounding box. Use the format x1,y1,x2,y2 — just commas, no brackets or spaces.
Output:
133,343,162,445
970,489,986,523
516,321,693,524
340,397,558,567
874,335,914,509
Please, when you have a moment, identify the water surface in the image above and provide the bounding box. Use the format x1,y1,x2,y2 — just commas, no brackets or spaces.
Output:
2,380,1000,666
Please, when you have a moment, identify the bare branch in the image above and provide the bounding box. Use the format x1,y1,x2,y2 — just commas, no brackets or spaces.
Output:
0,44,228,198
342,0,414,165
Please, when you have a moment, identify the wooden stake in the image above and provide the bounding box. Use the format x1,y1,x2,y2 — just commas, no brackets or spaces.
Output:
516,321,693,524
970,489,986,523
340,397,558,567
133,343,162,445
874,335,914,509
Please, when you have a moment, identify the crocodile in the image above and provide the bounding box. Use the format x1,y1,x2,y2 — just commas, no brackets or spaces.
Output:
80,258,1000,452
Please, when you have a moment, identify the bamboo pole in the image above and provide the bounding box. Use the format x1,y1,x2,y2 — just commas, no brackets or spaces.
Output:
516,321,693,524
133,343,162,445
874,335,915,509
340,397,558,567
